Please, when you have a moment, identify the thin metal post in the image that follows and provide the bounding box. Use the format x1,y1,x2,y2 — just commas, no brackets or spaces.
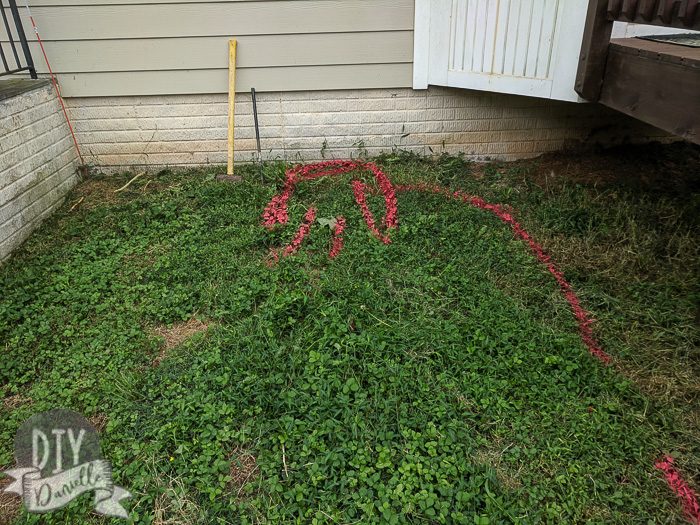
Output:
251,87,263,182
251,88,262,155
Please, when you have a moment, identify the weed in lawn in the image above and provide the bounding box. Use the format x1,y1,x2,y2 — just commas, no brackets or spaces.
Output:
0,144,697,523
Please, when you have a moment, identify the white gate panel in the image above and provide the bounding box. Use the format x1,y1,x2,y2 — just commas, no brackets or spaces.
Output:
414,0,587,102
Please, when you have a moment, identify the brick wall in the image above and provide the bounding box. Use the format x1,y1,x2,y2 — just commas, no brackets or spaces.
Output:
67,87,667,172
1,82,80,262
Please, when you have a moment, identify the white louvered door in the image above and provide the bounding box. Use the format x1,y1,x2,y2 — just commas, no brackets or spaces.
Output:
414,0,588,102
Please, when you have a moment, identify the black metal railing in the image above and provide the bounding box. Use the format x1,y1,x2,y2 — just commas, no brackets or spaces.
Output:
0,0,37,78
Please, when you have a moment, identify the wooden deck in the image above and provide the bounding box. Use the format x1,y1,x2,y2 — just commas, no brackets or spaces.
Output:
599,38,699,143
576,0,700,144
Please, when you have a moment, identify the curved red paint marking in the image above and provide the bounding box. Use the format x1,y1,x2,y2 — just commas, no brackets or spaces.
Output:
395,183,612,365
329,216,347,259
262,161,609,363
262,160,398,234
262,160,698,522
351,180,392,244
655,456,700,524
268,206,317,263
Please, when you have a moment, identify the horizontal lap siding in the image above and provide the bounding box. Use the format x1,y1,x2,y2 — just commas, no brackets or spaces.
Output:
48,65,414,97
1,0,415,97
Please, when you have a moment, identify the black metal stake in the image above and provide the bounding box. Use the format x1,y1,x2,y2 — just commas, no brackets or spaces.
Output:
251,88,263,182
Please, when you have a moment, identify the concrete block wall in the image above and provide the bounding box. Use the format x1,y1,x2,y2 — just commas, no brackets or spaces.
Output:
1,82,80,262
66,87,667,172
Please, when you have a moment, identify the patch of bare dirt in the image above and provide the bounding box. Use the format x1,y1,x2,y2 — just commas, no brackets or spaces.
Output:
506,141,700,193
89,412,108,433
228,447,259,498
150,319,210,367
2,394,32,411
0,476,20,525
67,177,130,210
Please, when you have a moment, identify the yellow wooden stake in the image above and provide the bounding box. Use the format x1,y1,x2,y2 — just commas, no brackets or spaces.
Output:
227,39,237,176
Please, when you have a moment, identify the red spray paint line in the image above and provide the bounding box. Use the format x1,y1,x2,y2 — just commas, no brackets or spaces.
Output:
268,207,317,263
351,180,392,244
655,456,700,524
329,216,347,259
262,160,398,235
395,183,612,365
262,161,609,363
262,161,698,522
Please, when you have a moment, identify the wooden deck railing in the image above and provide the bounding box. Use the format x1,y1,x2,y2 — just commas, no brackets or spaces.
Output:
605,0,699,29
577,0,699,100
576,0,699,143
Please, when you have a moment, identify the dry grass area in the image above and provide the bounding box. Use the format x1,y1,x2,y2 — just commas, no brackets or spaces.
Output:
1,395,31,412
152,476,205,525
150,318,210,367
473,438,522,491
89,412,108,434
228,447,259,499
508,141,700,190
67,171,179,212
0,477,20,525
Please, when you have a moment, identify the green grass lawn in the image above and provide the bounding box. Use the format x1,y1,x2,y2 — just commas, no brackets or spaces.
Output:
1,145,698,524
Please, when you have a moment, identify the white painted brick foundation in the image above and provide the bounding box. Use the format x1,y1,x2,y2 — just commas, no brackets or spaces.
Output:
1,82,80,262
66,87,667,172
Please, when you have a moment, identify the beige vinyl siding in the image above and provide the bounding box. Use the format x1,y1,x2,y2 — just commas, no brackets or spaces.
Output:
2,0,414,97
47,65,413,97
